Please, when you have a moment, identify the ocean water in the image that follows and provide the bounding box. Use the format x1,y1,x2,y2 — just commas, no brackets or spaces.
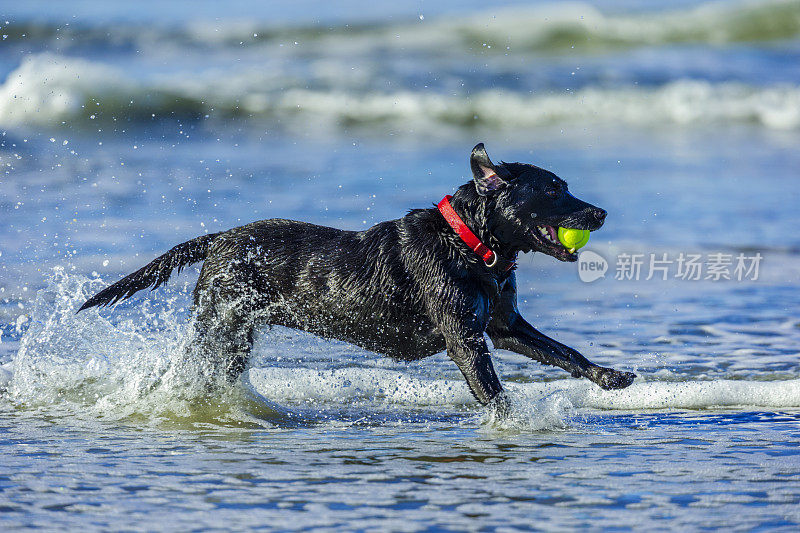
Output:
2,0,800,530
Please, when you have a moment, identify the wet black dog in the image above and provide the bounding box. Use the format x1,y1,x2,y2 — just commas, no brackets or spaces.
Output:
80,144,635,406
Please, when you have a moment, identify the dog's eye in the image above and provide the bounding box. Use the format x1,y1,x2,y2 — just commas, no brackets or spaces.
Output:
545,186,560,198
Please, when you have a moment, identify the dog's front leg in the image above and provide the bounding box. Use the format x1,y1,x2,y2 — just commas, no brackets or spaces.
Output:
445,334,505,405
489,317,635,390
428,284,506,406
486,275,635,390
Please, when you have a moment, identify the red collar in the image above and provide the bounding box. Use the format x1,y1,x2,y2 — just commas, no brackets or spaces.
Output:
437,195,515,271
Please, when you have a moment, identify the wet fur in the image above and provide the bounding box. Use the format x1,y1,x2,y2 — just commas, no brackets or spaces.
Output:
80,144,635,406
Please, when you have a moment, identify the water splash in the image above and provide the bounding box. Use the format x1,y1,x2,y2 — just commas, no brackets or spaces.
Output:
6,267,285,427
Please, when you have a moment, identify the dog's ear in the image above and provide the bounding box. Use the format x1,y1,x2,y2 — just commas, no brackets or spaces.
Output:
470,143,507,196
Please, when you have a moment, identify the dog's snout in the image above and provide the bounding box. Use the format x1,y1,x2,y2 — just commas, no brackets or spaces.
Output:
593,208,607,222
585,207,607,230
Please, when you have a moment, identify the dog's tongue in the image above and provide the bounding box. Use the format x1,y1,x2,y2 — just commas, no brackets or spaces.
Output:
547,226,558,242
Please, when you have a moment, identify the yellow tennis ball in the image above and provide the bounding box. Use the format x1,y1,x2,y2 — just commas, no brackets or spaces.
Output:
558,227,590,250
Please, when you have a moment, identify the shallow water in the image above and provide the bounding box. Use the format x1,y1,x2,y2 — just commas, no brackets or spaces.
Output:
2,0,800,530
2,409,799,530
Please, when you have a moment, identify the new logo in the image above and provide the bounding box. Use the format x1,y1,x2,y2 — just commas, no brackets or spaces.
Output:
578,250,607,283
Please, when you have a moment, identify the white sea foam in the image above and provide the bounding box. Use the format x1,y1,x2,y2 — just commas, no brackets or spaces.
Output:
245,367,800,410
509,378,800,410
2,53,799,130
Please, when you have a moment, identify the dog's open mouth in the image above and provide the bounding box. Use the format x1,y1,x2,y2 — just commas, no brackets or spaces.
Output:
532,225,578,262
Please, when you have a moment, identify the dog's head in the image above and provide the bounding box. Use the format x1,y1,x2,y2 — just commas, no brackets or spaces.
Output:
467,143,607,262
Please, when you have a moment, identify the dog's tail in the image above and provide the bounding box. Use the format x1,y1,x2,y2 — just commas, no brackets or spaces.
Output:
78,232,222,312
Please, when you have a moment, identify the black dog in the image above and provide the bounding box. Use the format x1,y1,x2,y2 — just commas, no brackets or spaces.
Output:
80,144,635,406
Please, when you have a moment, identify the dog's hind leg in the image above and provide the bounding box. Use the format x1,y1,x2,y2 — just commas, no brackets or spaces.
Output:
187,301,256,383
186,265,263,384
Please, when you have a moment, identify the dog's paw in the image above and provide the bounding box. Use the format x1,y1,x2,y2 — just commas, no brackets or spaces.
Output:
596,368,636,390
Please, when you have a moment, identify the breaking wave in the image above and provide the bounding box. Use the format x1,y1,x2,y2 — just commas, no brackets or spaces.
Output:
2,53,799,131
5,0,800,53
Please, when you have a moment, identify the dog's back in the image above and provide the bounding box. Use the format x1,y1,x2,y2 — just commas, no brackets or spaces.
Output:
194,216,447,360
